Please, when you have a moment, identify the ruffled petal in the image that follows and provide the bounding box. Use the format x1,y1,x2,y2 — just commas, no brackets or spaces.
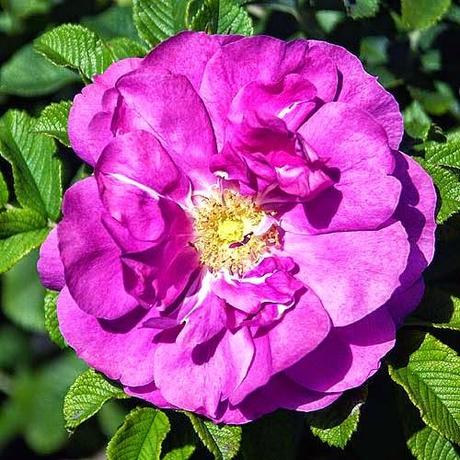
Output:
57,287,156,387
142,31,241,89
58,177,138,319
212,256,303,315
384,153,436,322
121,231,199,309
115,70,218,191
98,177,168,248
227,74,317,129
177,284,228,348
385,278,425,326
219,374,341,424
230,288,331,404
37,227,65,291
96,130,191,204
282,102,401,233
282,222,410,326
93,137,200,309
125,382,176,409
286,307,395,392
153,328,254,417
68,58,142,165
310,40,403,149
392,153,437,285
200,36,338,147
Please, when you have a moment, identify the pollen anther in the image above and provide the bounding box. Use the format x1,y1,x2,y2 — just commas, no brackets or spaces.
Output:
193,190,277,275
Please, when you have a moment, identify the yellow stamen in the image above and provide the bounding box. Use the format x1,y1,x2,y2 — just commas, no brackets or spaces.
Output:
193,190,278,275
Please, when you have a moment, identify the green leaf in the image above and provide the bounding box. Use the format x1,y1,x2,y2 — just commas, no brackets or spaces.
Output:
162,445,196,460
401,0,452,30
0,228,48,274
132,0,189,46
418,159,460,223
0,110,62,221
44,290,66,348
421,49,442,73
404,101,431,140
343,0,380,19
0,0,52,35
425,132,460,169
107,407,170,460
64,368,128,431
447,5,460,25
417,132,460,223
4,0,53,20
388,332,460,444
161,414,197,460
83,5,140,41
410,285,460,331
214,0,254,34
0,44,79,97
108,37,148,60
186,413,241,460
0,207,47,238
133,0,253,45
191,0,254,35
35,101,72,147
0,401,23,450
1,249,46,331
0,171,8,208
307,388,367,449
34,24,115,81
397,384,459,460
408,424,459,460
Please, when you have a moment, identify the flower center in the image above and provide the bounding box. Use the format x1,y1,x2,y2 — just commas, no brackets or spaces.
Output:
193,190,278,275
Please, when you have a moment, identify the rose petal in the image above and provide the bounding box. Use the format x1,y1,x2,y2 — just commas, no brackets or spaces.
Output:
286,307,395,392
177,283,228,348
282,102,401,233
200,36,338,148
230,288,331,404
58,177,138,319
142,31,241,89
37,227,65,291
212,256,303,315
219,374,341,424
96,130,191,204
125,382,176,409
115,71,218,191
310,40,403,149
57,287,157,387
282,222,410,326
68,58,142,165
154,328,254,417
392,152,437,285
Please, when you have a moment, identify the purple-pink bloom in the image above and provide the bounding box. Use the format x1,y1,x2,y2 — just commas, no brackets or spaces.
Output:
38,32,436,423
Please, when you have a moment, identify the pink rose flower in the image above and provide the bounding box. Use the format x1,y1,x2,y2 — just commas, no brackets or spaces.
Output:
38,32,436,423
